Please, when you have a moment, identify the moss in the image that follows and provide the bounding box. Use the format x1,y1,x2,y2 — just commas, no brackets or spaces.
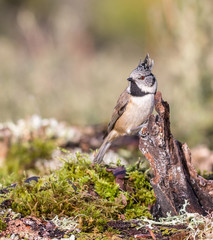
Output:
159,226,186,237
8,138,55,169
200,171,213,180
75,232,123,240
0,219,7,232
0,215,7,232
0,138,56,182
0,151,155,232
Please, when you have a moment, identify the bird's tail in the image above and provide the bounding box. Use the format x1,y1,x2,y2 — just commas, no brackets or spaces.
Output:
93,138,111,164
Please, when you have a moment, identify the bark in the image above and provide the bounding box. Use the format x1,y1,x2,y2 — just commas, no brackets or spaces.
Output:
139,91,213,217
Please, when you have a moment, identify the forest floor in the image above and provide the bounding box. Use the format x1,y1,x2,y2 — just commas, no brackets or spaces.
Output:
0,116,212,239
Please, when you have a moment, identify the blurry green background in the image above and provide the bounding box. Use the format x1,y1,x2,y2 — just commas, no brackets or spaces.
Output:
0,0,213,149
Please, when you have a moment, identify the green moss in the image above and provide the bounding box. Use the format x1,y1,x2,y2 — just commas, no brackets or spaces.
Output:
160,227,180,236
0,217,7,232
0,220,7,232
8,138,55,169
200,171,213,180
0,138,56,182
0,151,155,232
75,233,121,240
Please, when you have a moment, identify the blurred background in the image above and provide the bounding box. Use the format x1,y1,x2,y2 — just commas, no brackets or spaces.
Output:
0,0,213,150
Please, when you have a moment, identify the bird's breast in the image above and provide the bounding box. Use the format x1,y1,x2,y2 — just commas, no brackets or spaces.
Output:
128,94,154,123
114,94,154,134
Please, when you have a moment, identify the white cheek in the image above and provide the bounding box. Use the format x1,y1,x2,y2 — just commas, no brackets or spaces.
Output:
136,80,157,94
126,84,131,93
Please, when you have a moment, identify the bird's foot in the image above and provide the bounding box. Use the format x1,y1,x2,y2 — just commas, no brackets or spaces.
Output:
138,127,149,138
137,120,149,138
129,120,149,137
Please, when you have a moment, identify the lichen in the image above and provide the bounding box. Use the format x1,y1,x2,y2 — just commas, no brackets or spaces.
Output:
138,200,213,240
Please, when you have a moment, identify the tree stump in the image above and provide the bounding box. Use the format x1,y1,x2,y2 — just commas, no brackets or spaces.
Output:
139,91,213,217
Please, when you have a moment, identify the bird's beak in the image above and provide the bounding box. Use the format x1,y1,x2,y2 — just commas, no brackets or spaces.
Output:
127,77,133,82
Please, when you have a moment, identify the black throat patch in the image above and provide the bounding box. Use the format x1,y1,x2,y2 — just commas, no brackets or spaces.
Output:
130,81,150,97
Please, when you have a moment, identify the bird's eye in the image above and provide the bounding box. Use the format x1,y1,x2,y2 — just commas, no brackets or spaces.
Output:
140,76,145,80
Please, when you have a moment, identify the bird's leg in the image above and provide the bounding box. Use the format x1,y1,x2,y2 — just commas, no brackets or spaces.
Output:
138,119,149,138
130,119,149,137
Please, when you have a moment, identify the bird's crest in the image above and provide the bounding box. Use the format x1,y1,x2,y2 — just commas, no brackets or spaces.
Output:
137,53,154,72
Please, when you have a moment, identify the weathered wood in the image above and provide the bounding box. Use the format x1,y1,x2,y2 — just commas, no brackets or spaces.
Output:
139,91,213,217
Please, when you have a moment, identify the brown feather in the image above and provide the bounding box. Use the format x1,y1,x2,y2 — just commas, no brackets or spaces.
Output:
105,89,130,137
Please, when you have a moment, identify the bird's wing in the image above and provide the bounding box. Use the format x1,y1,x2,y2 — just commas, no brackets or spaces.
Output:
106,89,130,136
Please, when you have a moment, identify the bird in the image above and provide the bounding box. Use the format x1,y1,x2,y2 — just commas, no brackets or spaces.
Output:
93,54,157,164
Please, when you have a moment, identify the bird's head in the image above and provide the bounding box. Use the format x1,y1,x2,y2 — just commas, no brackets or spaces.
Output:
127,54,157,95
